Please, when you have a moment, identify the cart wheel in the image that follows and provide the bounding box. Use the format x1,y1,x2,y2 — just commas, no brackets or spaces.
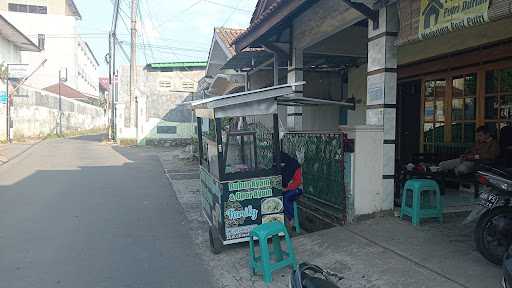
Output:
208,226,223,254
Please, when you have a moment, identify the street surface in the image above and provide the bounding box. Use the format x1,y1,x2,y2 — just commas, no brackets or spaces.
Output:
0,135,213,288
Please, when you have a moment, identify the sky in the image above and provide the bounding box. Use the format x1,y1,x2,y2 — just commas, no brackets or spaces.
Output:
76,0,259,76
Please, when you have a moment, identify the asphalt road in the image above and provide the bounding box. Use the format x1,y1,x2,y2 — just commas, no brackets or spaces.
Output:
0,135,213,288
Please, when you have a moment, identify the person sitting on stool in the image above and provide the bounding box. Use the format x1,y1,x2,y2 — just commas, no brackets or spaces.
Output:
439,126,499,175
280,152,303,230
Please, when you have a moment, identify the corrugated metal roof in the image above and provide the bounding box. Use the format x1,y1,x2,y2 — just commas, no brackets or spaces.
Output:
148,61,208,69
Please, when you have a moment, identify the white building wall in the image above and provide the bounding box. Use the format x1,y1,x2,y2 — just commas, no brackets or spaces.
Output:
116,65,205,143
0,11,97,96
339,126,387,218
301,71,343,131
11,86,105,139
76,41,99,96
0,0,74,16
0,34,22,64
347,65,367,126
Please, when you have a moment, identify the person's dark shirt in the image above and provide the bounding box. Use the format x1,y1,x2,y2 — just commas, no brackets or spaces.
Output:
280,152,300,188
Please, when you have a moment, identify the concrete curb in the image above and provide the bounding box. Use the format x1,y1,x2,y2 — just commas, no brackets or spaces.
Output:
0,138,46,167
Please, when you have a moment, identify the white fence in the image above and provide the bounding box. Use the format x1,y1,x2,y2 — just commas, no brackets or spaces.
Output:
0,86,106,141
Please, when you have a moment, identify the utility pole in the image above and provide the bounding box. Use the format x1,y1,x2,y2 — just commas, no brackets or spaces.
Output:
58,68,67,136
109,0,120,142
5,65,10,143
130,0,138,141
107,33,112,140
58,70,62,135
110,34,116,141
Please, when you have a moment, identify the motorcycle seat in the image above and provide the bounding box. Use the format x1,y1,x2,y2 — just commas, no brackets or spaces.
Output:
303,277,340,288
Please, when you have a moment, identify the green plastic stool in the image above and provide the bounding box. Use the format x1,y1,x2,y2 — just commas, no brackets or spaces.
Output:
249,221,297,284
293,201,301,233
400,179,443,226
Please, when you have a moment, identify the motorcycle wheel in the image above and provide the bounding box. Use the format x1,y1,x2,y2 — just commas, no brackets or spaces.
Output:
474,206,512,265
208,226,223,255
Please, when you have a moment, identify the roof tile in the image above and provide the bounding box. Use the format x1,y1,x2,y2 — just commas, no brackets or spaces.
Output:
214,27,246,56
44,83,89,99
234,0,286,46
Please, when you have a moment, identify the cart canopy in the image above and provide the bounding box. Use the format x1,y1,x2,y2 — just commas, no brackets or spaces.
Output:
190,82,354,119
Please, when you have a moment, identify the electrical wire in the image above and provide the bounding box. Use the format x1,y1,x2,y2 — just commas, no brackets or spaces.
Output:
155,0,203,29
117,9,132,35
220,0,247,26
203,0,252,13
137,0,149,64
140,0,157,60
117,41,208,53
114,37,131,63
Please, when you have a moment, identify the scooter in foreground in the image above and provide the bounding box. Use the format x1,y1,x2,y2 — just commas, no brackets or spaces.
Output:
464,164,512,265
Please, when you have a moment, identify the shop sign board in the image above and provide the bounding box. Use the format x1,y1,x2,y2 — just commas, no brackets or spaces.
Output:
200,167,222,230
0,91,7,104
199,168,284,242
222,176,283,241
7,64,29,79
419,0,490,40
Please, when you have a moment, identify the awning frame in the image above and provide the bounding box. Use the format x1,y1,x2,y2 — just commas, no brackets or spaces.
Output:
191,82,354,119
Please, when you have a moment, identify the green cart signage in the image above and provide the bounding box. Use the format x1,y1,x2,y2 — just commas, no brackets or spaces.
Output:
200,167,283,242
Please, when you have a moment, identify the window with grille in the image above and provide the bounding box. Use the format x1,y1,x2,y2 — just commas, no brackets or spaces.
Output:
159,81,172,89
420,66,512,155
182,81,194,90
8,3,47,14
451,74,477,145
37,34,45,50
8,3,27,12
484,68,512,140
29,4,46,14
423,79,446,152
157,126,177,134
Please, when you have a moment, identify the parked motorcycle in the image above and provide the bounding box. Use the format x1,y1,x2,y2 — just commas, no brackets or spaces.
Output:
464,164,512,265
503,245,511,288
289,262,343,288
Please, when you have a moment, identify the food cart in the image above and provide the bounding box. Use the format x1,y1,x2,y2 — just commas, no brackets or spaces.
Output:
191,82,352,253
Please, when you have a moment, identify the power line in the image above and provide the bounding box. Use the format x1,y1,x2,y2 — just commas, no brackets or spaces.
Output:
118,9,132,35
111,0,119,31
110,0,131,34
140,0,157,61
117,0,131,20
221,0,247,26
140,48,205,59
136,0,149,64
155,37,210,46
141,0,158,35
155,0,203,29
155,0,252,29
118,41,208,53
203,0,252,13
28,32,109,36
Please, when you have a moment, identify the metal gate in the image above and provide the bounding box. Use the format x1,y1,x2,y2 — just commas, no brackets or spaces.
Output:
282,132,346,223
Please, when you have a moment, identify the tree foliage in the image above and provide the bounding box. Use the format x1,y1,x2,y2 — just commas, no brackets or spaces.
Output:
0,62,8,81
